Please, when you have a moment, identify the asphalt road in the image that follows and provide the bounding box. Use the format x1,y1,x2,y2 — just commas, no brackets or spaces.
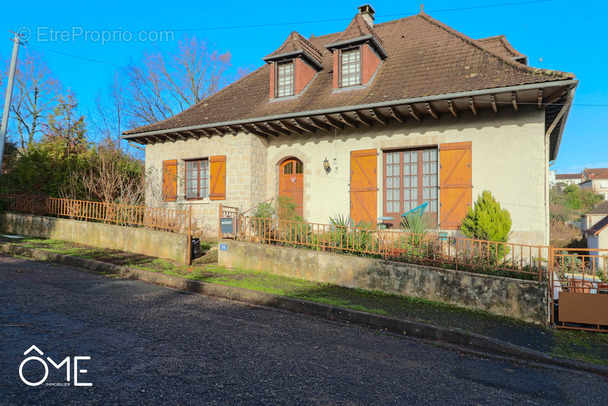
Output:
1,255,607,405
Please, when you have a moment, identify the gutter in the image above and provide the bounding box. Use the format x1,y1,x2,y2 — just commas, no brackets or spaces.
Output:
122,79,579,140
550,84,578,162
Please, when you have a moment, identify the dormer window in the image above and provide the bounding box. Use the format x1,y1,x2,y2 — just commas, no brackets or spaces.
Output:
276,61,295,97
340,47,361,87
263,31,323,100
325,6,387,91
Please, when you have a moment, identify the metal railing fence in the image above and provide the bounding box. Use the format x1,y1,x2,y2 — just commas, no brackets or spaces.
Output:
3,194,191,234
237,216,545,281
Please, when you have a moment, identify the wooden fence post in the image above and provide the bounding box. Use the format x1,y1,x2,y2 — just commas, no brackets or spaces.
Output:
218,204,223,240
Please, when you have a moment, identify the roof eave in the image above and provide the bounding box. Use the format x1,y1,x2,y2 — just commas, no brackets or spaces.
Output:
325,35,387,59
122,79,578,140
262,50,323,70
549,83,578,162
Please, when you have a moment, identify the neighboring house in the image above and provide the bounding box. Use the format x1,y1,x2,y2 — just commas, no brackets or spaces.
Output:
122,5,577,245
586,215,608,270
581,200,608,232
552,172,582,187
580,168,608,199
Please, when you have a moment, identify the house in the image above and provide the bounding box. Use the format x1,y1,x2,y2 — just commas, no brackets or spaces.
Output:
586,215,608,270
122,5,577,246
551,172,582,188
582,200,608,232
580,168,608,199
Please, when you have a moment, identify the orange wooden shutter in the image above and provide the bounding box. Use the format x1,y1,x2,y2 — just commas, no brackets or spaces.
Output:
439,142,472,229
162,160,177,202
209,155,226,200
350,149,377,224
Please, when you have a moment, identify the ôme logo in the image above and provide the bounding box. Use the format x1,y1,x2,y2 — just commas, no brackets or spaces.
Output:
19,345,92,387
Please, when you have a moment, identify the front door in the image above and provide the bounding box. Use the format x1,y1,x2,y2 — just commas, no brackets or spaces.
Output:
279,158,304,218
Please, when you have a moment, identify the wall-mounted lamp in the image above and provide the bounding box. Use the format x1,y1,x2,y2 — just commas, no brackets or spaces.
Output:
323,157,331,174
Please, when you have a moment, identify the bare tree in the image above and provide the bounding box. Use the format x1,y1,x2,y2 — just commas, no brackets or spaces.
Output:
10,50,62,149
90,72,125,144
122,34,232,128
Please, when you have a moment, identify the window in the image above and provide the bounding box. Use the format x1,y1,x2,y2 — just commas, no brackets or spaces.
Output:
276,61,294,97
384,148,438,218
185,159,209,199
340,48,361,87
283,160,303,174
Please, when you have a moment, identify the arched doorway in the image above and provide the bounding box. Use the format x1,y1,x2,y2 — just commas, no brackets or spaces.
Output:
279,158,304,218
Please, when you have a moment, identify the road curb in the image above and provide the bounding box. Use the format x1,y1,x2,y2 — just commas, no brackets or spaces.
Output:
2,242,607,376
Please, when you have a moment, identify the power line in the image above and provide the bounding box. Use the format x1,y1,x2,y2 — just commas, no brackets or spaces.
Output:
173,0,554,32
18,0,555,68
27,43,123,68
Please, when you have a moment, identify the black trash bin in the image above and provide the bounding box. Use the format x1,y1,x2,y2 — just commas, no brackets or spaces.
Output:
191,238,202,260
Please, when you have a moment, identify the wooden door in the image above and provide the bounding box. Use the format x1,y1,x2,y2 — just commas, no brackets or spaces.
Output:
279,158,304,217
439,142,472,229
350,149,377,224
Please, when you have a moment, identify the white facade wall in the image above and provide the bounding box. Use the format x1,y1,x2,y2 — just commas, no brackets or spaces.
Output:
267,107,547,245
145,106,549,245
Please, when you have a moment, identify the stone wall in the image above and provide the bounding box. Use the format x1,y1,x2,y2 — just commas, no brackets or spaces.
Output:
0,212,189,264
219,240,548,325
145,132,268,236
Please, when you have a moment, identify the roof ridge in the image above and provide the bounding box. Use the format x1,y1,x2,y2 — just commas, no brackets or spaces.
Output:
497,35,525,58
478,35,504,41
418,12,574,80
296,32,323,57
335,13,383,45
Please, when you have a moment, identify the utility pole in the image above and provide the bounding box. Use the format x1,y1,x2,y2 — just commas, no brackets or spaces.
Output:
0,32,24,174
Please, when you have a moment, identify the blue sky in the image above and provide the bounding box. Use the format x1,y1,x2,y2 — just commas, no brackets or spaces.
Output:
1,0,606,173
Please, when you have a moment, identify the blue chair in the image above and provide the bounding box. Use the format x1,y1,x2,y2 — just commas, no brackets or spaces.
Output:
401,202,429,218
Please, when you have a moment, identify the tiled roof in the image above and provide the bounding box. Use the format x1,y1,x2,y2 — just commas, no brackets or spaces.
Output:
587,200,608,215
124,11,575,136
584,168,608,180
586,215,608,236
263,31,323,66
333,13,382,45
478,35,525,60
555,173,581,180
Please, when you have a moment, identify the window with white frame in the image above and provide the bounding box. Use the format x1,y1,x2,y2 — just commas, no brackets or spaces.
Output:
341,48,361,87
185,159,209,199
276,61,294,97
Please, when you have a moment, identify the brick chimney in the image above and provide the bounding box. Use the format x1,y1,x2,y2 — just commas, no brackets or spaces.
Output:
358,4,375,26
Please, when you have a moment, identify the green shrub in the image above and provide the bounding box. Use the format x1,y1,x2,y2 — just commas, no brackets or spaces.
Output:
252,202,275,243
277,196,302,222
253,202,274,219
329,214,374,252
460,190,512,261
400,212,435,246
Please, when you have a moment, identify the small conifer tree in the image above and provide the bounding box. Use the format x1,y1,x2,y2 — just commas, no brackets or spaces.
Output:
460,190,512,260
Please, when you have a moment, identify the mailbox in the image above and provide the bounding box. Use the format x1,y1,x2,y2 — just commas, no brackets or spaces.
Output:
220,217,235,234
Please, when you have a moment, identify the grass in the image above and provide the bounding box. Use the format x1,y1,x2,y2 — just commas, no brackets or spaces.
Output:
2,234,608,366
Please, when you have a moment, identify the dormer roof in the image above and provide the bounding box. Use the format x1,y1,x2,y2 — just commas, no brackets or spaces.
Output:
325,13,386,58
478,35,527,64
263,31,323,69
